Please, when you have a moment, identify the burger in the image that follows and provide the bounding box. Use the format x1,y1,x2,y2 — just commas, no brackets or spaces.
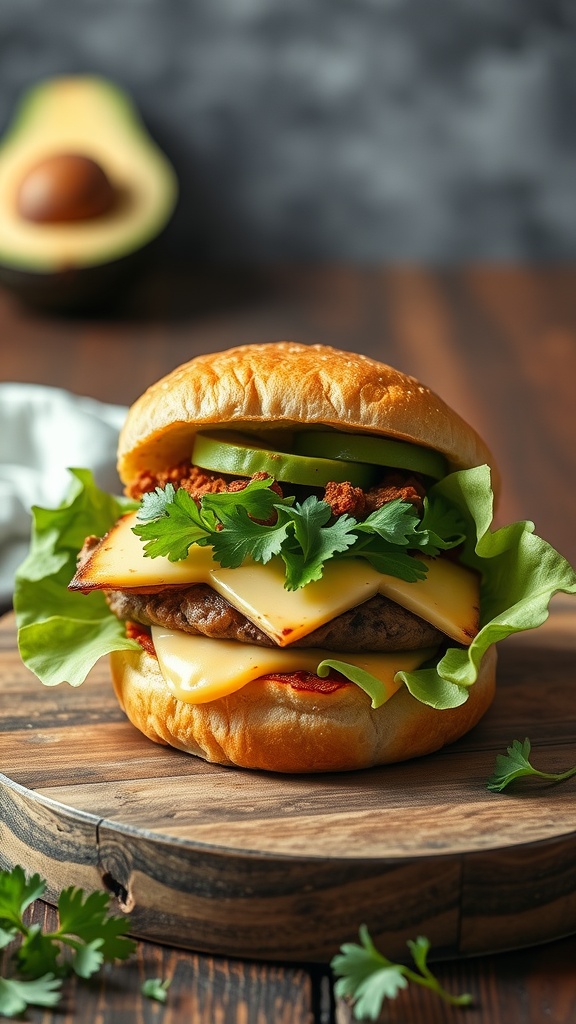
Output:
15,342,576,772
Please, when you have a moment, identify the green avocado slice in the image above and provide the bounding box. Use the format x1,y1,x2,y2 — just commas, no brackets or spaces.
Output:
293,431,448,479
192,431,378,488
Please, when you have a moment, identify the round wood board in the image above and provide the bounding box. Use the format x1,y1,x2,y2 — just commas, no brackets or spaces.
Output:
1,605,576,963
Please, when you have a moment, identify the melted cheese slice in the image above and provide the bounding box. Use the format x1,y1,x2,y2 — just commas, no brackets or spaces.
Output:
377,559,480,646
210,557,382,644
71,513,221,587
73,512,480,647
151,627,431,704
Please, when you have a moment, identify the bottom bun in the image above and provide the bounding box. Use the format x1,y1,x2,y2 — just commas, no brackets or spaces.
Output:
110,645,497,773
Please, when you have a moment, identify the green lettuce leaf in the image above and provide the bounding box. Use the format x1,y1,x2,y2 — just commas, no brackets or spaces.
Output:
14,469,140,687
397,465,576,706
316,659,390,708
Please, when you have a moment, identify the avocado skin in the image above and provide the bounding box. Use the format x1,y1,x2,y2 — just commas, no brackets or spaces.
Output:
0,77,178,313
0,244,155,313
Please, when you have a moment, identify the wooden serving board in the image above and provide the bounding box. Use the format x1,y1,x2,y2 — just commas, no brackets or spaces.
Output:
1,605,576,963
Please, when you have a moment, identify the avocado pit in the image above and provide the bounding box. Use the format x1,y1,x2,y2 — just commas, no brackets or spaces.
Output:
16,152,116,223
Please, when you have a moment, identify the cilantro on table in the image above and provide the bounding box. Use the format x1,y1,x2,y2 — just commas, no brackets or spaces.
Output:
487,738,576,792
132,475,466,590
141,976,172,1003
0,865,135,1018
331,925,472,1020
0,975,61,1017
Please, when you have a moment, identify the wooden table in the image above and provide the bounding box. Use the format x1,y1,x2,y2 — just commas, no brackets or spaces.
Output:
1,265,576,1022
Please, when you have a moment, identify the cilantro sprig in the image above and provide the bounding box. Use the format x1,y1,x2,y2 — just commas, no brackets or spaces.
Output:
331,925,472,1020
487,738,576,792
141,976,172,1003
132,477,465,591
0,866,136,1017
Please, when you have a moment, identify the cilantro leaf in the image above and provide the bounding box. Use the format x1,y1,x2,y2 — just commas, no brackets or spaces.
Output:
201,475,285,521
353,967,408,1018
0,929,16,952
406,935,431,976
56,887,136,965
350,536,428,582
0,974,62,1016
276,498,358,589
332,927,387,1000
57,887,111,939
142,976,172,1003
332,925,408,1021
487,738,576,792
133,476,288,563
0,868,45,934
487,738,535,791
14,926,60,978
133,488,215,560
136,483,177,522
71,940,105,979
331,925,472,1020
355,499,419,546
0,866,136,1019
211,507,290,567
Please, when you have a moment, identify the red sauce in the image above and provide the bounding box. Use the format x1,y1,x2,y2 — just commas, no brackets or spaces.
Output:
126,621,156,658
263,670,349,694
125,624,349,694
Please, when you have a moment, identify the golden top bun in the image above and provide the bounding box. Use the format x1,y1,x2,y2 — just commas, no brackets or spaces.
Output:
110,644,496,773
117,341,498,491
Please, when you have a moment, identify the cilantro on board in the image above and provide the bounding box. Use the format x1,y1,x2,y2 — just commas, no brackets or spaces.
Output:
487,738,576,792
0,865,135,1017
132,475,465,590
331,926,472,1021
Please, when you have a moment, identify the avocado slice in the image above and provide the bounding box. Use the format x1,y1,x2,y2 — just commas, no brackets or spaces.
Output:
0,76,178,310
192,431,379,488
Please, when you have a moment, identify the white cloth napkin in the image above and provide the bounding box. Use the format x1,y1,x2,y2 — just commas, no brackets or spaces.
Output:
0,383,127,607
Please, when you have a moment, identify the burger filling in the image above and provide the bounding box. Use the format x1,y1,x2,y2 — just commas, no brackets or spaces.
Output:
106,584,444,652
69,448,476,707
80,461,443,655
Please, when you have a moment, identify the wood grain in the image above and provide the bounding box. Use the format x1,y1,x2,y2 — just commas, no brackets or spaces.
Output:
335,935,576,1024
3,902,576,1024
2,264,576,1020
0,901,318,1024
2,605,575,963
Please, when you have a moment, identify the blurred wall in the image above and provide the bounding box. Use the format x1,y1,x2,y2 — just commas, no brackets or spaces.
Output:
1,0,575,261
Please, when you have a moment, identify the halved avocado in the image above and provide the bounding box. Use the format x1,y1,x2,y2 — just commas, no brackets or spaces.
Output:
0,76,178,311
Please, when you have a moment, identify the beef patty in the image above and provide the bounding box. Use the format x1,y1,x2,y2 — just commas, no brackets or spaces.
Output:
106,584,443,652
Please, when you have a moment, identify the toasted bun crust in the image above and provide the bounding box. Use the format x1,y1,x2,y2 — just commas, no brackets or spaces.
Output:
110,645,496,773
117,342,498,495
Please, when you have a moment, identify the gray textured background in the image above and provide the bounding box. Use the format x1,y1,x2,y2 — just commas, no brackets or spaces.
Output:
1,0,576,261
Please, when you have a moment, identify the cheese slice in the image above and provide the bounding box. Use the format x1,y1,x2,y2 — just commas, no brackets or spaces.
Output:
70,513,220,588
210,557,382,645
377,558,480,646
72,512,480,647
151,626,431,705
